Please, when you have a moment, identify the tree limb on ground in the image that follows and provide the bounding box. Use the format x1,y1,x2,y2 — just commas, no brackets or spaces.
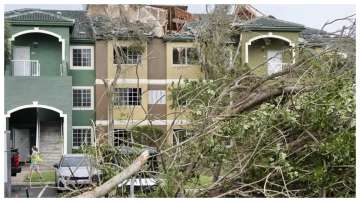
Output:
76,150,150,198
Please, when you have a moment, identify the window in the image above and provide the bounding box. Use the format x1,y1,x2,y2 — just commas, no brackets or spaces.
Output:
72,86,94,110
113,47,142,64
113,88,141,106
172,47,198,65
70,46,94,69
72,127,92,148
148,90,166,104
173,129,189,145
113,129,132,146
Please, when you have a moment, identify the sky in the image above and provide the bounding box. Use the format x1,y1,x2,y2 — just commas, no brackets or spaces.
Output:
4,4,356,32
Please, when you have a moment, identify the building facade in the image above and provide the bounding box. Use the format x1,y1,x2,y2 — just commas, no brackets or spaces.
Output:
4,6,305,165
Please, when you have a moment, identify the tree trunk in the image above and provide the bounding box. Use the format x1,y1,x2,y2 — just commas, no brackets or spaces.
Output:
76,150,150,198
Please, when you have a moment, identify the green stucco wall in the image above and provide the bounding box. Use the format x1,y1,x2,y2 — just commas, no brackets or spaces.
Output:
69,70,95,86
13,33,62,76
68,43,96,129
5,76,73,153
6,23,97,152
72,111,96,126
9,25,70,65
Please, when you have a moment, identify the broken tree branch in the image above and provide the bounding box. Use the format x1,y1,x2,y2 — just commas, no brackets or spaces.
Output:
76,150,150,198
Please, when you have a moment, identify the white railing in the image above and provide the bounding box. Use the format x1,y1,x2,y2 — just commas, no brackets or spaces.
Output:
267,62,291,75
11,60,40,76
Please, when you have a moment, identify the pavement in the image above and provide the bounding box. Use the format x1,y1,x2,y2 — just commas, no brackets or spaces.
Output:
9,164,58,198
11,164,54,186
10,185,58,198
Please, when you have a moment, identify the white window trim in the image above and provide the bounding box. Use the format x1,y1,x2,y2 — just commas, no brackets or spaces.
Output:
70,45,94,70
113,87,142,106
113,128,133,147
72,86,94,110
172,47,197,66
72,126,94,149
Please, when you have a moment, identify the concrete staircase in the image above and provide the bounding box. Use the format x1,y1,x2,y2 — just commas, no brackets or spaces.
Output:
39,123,63,167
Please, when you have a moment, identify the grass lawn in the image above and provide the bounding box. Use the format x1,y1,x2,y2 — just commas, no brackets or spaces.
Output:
25,170,55,182
185,175,212,188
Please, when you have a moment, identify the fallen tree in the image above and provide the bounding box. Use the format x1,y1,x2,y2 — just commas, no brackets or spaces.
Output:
76,150,150,198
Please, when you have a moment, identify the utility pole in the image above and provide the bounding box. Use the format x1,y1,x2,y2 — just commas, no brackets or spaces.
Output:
4,130,11,197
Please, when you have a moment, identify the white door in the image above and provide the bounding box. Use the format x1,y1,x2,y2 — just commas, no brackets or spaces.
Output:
13,47,31,76
14,129,31,162
267,50,283,75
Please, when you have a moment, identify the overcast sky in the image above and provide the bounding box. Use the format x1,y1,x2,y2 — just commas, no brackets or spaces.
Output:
4,4,356,32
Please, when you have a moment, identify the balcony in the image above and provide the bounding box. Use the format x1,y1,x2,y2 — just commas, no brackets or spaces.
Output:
10,60,40,76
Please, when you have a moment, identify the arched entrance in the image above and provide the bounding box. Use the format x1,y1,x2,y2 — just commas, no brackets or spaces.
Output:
5,102,68,167
244,33,296,75
245,32,295,64
10,27,65,61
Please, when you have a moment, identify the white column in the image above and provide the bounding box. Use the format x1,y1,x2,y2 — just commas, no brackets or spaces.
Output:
36,108,40,151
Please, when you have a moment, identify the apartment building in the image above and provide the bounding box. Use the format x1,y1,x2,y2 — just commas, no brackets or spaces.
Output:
4,5,305,165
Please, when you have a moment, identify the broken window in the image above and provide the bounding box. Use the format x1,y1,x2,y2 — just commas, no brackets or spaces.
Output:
173,47,198,65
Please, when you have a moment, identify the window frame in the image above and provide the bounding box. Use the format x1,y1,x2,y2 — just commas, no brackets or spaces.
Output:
72,86,94,110
70,45,94,70
113,129,133,147
113,87,142,106
172,47,198,66
113,46,142,65
72,126,93,149
173,129,190,145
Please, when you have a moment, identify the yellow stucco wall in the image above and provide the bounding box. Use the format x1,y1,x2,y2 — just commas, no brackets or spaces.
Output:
104,32,300,133
165,41,205,121
112,83,148,121
107,40,148,79
166,42,204,80
240,31,300,76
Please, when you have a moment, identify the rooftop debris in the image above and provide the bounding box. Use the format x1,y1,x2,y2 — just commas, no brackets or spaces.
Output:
6,4,339,46
87,4,168,37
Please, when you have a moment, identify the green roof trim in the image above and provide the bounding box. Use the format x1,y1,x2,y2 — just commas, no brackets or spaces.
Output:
6,10,75,24
5,9,94,40
6,20,75,26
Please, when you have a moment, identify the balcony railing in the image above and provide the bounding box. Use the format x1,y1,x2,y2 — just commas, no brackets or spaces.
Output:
267,62,291,75
11,60,40,76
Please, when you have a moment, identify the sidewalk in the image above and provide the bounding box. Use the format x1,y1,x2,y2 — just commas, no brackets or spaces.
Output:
11,164,54,186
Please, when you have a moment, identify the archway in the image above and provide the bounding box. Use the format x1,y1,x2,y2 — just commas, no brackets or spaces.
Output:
6,102,68,161
245,32,295,64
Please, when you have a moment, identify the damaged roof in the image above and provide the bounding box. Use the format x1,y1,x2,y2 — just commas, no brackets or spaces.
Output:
165,15,306,41
89,15,156,39
234,16,305,31
5,9,94,42
299,27,340,47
